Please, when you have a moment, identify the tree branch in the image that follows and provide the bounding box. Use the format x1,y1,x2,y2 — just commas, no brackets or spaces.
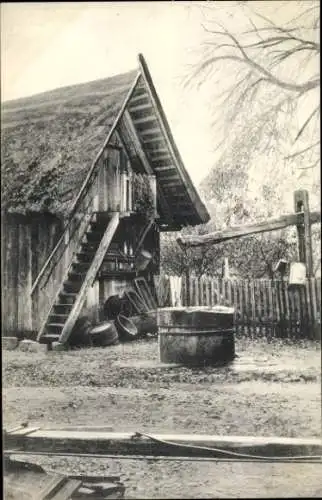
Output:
298,158,320,170
295,107,320,142
284,140,320,160
196,28,319,93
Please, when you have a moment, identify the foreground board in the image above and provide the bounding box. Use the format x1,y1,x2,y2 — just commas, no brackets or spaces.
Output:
4,426,322,460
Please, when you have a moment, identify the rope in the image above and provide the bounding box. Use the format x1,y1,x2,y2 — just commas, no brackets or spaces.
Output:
132,432,322,462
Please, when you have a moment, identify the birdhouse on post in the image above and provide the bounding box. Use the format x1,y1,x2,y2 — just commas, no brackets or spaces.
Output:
289,262,307,288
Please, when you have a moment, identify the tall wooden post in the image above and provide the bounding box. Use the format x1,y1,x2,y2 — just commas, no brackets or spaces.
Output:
294,189,313,277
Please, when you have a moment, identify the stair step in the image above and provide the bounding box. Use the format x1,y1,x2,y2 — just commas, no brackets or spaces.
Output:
39,334,60,345
53,303,73,312
49,313,69,322
90,221,109,232
68,271,88,281
47,323,65,331
72,261,91,269
64,281,82,293
59,292,77,305
86,231,105,242
69,268,88,275
76,249,95,259
81,241,99,251
41,334,60,341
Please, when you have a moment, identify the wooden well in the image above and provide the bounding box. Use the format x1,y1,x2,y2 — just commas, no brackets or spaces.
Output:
157,306,235,366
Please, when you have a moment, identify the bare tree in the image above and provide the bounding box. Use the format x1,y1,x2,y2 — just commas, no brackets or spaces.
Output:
187,1,320,168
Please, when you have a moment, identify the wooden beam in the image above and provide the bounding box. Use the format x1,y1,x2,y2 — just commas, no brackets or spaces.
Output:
178,211,321,248
139,127,160,137
134,221,154,257
123,109,174,225
151,156,173,164
131,87,147,99
5,427,321,459
128,95,149,106
294,190,313,277
150,148,170,156
154,165,176,172
137,53,210,225
160,180,181,188
129,103,153,113
132,115,157,126
142,137,165,145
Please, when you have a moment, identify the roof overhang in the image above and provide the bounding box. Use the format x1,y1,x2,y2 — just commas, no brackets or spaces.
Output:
120,54,210,231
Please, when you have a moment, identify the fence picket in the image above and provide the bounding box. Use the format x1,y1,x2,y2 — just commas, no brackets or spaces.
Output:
172,275,320,339
210,279,214,306
316,278,321,314
305,279,312,325
310,277,317,322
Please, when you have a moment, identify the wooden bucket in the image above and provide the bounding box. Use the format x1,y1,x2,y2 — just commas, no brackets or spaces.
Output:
90,321,119,347
157,306,235,366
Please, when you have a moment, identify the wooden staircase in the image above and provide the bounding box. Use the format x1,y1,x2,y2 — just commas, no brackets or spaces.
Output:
37,213,120,346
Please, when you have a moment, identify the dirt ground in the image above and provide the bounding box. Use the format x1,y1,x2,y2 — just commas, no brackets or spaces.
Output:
3,336,322,498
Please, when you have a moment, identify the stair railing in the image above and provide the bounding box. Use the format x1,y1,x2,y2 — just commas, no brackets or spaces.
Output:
31,177,98,331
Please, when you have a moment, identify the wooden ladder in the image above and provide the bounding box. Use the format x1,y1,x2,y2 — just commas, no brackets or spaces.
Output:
37,213,120,346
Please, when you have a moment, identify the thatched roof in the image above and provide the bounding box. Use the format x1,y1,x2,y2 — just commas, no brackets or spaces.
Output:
1,54,209,228
1,70,137,215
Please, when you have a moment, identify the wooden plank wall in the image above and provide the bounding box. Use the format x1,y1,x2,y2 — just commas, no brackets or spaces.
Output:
31,216,63,332
2,216,19,335
179,275,321,340
1,214,64,336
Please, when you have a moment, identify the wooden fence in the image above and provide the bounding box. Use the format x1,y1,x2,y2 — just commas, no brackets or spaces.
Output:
178,276,321,340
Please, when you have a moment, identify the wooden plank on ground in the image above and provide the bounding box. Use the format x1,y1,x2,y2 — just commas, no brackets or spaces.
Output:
38,475,67,499
51,479,82,500
5,429,322,459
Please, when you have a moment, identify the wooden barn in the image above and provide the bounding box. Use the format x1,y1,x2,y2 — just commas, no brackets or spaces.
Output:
1,54,209,345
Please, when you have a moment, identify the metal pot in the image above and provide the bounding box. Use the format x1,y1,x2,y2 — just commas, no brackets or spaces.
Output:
135,250,152,271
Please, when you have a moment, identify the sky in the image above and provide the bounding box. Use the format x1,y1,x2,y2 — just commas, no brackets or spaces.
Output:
1,2,216,186
1,1,319,189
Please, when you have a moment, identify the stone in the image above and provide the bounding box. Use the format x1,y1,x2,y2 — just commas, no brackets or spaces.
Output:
52,342,67,352
2,337,19,350
18,339,48,353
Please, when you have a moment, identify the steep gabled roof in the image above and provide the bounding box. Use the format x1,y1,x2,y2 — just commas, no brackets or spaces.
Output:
1,54,209,229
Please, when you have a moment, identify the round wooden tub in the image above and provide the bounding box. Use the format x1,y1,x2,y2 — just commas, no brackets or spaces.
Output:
157,306,235,366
